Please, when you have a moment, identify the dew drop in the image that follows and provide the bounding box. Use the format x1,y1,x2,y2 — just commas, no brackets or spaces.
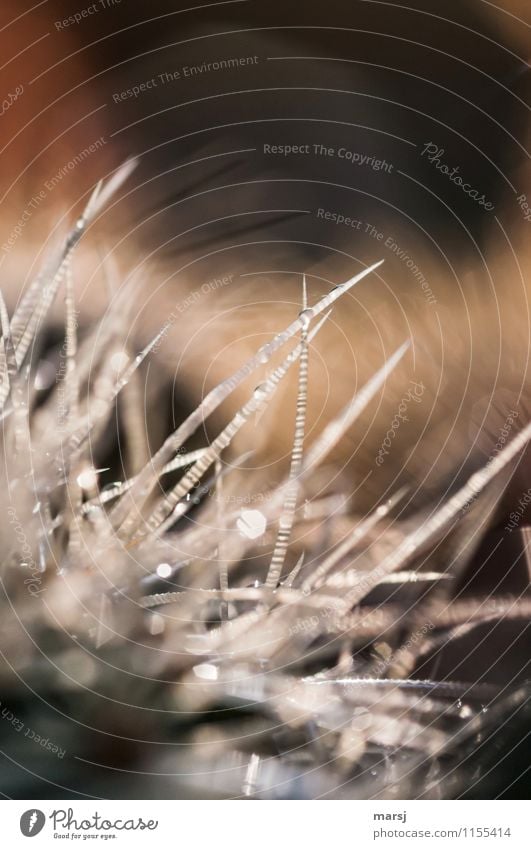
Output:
237,509,267,540
298,308,312,329
194,663,218,681
110,351,129,373
156,563,172,579
77,468,98,490
148,614,165,636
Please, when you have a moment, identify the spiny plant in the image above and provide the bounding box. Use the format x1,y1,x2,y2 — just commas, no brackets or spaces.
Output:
0,163,529,800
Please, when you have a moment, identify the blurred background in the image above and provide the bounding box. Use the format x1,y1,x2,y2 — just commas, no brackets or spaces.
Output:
1,0,529,497
0,0,529,800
